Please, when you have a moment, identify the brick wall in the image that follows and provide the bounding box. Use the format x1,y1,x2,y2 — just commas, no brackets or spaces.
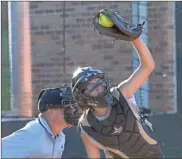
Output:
148,2,176,113
29,1,176,114
29,1,133,114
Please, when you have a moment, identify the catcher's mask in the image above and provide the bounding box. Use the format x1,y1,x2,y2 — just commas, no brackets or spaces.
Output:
37,84,81,126
72,67,115,109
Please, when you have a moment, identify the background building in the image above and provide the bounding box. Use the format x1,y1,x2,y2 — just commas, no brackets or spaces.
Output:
1,1,182,157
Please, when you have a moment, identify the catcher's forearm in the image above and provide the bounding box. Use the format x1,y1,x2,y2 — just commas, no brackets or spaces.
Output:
131,38,155,71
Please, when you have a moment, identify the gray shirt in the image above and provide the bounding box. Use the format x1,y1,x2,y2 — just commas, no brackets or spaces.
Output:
2,114,65,158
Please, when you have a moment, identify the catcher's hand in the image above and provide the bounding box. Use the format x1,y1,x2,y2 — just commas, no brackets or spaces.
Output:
93,9,145,41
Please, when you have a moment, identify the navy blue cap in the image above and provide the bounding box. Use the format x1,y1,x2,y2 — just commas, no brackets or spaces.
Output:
37,85,74,113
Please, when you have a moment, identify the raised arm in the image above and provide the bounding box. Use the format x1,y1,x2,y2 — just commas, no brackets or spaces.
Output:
118,37,155,98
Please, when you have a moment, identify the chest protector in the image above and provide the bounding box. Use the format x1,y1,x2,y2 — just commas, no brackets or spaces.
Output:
79,87,164,158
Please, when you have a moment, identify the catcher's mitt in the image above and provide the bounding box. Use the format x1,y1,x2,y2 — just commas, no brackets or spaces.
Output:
93,9,145,41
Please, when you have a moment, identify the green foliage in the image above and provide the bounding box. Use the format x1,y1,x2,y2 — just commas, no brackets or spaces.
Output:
1,27,10,110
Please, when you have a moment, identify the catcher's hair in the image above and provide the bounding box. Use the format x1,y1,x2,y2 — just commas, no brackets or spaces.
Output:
78,106,93,123
78,111,86,123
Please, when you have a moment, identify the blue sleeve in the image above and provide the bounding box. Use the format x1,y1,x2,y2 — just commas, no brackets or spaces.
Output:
2,128,37,158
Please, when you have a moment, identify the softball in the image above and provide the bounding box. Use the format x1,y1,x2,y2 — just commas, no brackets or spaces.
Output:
99,13,114,28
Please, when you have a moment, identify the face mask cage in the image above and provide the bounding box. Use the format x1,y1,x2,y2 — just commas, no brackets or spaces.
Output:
62,99,79,111
62,99,82,126
80,74,110,100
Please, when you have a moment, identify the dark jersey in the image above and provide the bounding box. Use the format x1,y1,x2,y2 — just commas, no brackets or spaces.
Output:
79,87,164,158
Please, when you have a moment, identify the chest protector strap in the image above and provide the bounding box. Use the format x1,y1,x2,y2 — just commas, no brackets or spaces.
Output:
80,88,164,158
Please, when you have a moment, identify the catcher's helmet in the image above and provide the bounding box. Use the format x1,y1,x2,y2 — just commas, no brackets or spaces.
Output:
71,66,115,108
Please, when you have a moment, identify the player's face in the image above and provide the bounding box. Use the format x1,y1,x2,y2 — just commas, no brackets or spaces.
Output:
83,77,107,97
